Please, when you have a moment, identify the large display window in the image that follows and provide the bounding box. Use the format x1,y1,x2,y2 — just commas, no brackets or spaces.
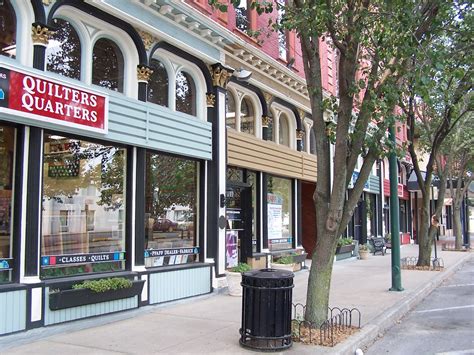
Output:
267,175,293,251
41,134,126,278
0,125,15,283
144,152,199,267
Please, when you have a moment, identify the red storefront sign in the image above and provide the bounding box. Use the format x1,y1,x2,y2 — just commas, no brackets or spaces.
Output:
0,65,108,134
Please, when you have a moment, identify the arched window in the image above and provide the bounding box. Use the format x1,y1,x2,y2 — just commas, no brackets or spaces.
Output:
176,71,196,116
279,113,290,147
148,58,168,107
0,0,16,59
46,18,81,80
226,92,236,129
92,38,124,92
240,97,255,134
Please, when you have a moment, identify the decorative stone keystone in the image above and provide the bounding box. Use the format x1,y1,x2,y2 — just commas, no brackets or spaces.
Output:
262,116,272,128
210,63,233,89
137,65,154,83
31,23,55,46
206,93,216,108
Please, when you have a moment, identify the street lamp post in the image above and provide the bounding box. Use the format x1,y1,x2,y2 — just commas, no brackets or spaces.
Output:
389,125,403,291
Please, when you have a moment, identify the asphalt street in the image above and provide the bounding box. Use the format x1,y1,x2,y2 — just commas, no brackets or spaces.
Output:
366,257,474,355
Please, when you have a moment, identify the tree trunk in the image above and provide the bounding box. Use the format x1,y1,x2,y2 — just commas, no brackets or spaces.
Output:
417,197,432,266
305,227,337,326
453,205,463,249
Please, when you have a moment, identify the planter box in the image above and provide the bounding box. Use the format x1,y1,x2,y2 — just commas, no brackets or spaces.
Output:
336,244,355,254
292,253,307,264
271,263,295,272
49,280,145,311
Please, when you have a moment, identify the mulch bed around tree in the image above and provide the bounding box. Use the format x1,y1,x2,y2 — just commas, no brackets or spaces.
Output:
401,265,444,271
292,322,360,347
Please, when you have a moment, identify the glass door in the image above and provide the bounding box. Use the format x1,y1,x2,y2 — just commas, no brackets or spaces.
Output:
225,183,252,269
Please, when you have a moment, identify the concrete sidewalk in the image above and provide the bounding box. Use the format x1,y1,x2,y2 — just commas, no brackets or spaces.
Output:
1,243,472,355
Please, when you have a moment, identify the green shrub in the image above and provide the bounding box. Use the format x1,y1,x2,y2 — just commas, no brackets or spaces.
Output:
337,237,354,247
72,277,133,293
230,263,251,273
274,256,294,264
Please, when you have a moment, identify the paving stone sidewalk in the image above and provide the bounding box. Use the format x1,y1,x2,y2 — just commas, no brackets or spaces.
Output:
1,241,471,355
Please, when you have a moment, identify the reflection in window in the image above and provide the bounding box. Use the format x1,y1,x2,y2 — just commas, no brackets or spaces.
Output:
41,134,126,278
241,97,255,135
226,92,236,129
235,0,249,32
246,171,258,253
267,175,292,251
148,58,168,107
176,71,196,116
0,125,15,283
46,18,81,80
144,152,198,267
92,38,124,92
279,114,290,146
0,0,16,59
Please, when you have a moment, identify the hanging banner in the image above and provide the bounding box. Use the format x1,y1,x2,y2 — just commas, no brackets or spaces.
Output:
0,65,108,134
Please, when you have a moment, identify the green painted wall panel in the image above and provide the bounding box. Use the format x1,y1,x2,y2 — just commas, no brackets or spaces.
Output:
0,63,212,161
0,290,26,335
149,266,212,304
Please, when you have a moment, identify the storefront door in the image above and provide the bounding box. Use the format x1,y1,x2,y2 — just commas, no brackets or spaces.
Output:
225,183,252,268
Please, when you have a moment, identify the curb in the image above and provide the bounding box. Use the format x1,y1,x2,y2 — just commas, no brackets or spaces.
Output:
334,252,473,355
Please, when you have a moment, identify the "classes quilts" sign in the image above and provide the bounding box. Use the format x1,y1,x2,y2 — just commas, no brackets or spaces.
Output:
0,65,108,134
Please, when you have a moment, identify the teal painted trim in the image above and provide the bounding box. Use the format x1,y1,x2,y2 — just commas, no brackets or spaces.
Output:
0,290,27,335
0,61,212,160
44,287,138,326
149,266,211,304
102,0,221,61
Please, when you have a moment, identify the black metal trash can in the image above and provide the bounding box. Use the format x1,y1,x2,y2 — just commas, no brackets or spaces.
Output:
239,268,294,351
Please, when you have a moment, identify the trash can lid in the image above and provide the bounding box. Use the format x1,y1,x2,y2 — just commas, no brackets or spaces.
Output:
242,268,294,279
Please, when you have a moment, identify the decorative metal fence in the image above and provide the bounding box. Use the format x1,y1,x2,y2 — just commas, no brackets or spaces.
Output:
400,256,444,271
291,303,361,347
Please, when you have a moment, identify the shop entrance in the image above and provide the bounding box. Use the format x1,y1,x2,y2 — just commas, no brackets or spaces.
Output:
225,182,252,269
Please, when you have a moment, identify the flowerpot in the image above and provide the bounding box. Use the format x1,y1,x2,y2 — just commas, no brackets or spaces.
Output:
226,271,243,296
271,263,295,272
359,250,369,260
49,279,145,311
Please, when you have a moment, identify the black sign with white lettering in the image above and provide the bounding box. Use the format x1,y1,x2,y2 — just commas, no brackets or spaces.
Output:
144,247,199,258
41,252,125,266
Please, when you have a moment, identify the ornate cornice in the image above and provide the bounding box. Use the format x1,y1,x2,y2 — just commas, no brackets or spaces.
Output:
206,93,216,108
31,23,55,46
137,65,154,83
210,63,233,89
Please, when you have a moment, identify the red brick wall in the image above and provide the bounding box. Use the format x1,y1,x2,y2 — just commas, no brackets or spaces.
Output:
185,1,336,87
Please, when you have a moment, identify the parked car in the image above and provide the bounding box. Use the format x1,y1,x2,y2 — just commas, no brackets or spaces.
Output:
177,215,194,231
153,218,178,232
